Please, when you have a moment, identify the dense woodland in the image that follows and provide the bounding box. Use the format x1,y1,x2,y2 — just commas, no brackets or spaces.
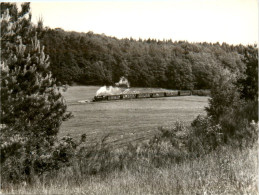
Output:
41,28,256,90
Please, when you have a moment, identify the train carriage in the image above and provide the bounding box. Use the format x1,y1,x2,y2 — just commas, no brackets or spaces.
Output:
165,91,179,97
122,94,137,99
179,90,192,96
151,92,165,98
138,93,152,98
94,95,106,101
107,95,121,100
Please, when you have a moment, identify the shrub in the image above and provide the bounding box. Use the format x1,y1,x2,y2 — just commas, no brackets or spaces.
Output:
1,133,79,185
188,113,258,157
204,63,258,148
187,115,223,157
137,121,189,165
218,101,258,147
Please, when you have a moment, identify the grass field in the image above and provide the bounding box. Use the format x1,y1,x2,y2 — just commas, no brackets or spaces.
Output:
6,145,258,194
60,86,209,147
3,86,258,194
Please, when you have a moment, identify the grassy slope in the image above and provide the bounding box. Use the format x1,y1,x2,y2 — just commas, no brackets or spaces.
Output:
60,86,208,147
5,145,258,194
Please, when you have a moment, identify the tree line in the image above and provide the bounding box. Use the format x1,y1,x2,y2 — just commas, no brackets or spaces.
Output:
41,28,255,90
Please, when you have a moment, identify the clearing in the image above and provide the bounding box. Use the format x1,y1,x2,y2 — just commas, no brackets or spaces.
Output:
60,86,209,147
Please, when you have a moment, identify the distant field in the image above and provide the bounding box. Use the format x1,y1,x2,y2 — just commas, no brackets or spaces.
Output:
60,86,209,147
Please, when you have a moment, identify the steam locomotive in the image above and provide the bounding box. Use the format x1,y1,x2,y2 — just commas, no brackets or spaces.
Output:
93,90,191,102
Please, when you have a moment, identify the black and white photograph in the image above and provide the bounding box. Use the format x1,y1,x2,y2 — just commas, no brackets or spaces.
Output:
1,0,258,194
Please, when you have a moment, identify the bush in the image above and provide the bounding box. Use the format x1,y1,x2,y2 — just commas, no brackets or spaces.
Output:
1,133,79,185
218,101,258,147
187,115,223,157
136,121,189,165
187,113,258,158
204,64,258,148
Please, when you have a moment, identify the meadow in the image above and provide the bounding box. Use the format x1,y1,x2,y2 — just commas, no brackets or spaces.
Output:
60,86,209,147
3,86,258,194
6,144,258,194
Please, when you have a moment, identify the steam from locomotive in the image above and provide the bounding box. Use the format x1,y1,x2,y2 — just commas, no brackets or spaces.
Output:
96,77,130,96
115,76,130,88
96,86,122,96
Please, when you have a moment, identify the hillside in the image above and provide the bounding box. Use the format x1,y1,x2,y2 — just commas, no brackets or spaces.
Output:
41,28,255,89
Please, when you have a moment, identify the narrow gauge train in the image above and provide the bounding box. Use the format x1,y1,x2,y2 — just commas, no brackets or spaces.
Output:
93,90,191,102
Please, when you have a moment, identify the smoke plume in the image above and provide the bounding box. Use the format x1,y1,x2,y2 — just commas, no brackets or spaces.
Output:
95,77,130,96
115,76,130,88
96,86,123,96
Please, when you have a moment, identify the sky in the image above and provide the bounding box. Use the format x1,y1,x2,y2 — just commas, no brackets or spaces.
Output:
29,0,258,45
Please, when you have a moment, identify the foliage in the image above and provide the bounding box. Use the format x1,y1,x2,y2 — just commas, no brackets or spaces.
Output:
188,115,223,156
3,122,258,194
238,44,258,101
40,28,250,89
1,134,78,183
216,101,258,147
203,46,258,148
205,68,241,123
1,3,71,183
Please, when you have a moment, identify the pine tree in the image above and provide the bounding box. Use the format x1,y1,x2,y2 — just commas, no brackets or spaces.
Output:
1,3,71,181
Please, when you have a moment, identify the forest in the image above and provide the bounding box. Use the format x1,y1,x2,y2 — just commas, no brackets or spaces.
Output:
41,28,256,90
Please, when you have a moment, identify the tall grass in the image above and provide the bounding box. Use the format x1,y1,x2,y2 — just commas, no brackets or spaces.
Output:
3,144,258,194
3,86,256,194
2,120,258,194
